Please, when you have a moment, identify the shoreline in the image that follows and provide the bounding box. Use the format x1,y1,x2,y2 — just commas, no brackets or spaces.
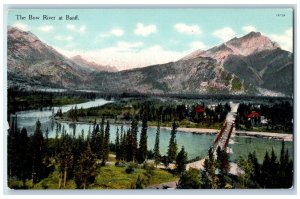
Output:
157,126,292,141
54,118,293,141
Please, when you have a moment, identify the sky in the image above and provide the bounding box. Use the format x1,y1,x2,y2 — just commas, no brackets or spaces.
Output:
7,8,293,70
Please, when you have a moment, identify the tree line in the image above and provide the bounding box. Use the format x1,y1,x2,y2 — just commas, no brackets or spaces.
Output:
235,102,293,132
8,114,188,189
177,142,293,189
237,141,293,188
8,114,293,189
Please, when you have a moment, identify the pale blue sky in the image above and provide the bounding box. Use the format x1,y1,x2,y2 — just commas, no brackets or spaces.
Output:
8,8,293,70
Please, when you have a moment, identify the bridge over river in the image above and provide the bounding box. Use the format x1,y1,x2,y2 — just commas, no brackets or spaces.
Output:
186,102,239,172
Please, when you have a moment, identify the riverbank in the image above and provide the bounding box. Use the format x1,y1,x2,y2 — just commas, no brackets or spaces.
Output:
235,130,293,141
54,118,293,141
158,126,293,141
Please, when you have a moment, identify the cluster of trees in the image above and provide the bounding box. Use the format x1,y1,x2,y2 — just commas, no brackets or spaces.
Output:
8,89,96,115
178,147,230,189
63,106,88,120
8,112,189,189
8,116,107,189
8,117,49,188
235,102,293,132
177,142,293,189
62,99,231,128
237,142,293,188
8,114,293,189
136,102,230,124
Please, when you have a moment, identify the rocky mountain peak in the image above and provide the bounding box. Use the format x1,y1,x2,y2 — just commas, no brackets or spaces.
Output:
8,26,39,42
227,31,279,56
182,32,280,62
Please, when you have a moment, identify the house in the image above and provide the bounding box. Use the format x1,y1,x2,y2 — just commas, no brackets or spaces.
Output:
247,111,260,126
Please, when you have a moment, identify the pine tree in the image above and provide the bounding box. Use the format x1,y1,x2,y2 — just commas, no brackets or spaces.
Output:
261,151,271,188
177,168,201,189
7,116,18,178
18,128,31,187
75,144,98,189
284,149,293,188
90,123,99,155
138,114,148,164
216,147,230,188
167,120,178,164
201,148,219,188
153,119,161,166
120,130,126,161
131,119,138,162
102,120,110,164
115,128,120,161
269,148,278,187
99,117,105,159
176,146,188,174
126,129,133,162
87,125,91,143
278,142,293,188
57,134,74,189
31,120,47,184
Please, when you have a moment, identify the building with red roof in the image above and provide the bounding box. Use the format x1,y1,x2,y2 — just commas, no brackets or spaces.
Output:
247,111,260,118
194,106,205,113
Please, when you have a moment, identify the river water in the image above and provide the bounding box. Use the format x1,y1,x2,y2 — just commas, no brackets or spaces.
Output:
12,98,293,162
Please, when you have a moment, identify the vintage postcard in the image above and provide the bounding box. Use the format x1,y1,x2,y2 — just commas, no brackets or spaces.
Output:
6,7,294,190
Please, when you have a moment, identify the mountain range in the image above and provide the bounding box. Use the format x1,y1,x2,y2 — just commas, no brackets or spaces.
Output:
7,26,293,96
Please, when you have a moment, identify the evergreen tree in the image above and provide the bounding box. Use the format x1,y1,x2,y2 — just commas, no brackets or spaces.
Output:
75,144,98,189
56,134,74,189
278,141,292,188
248,152,260,186
87,125,91,143
54,126,60,157
7,116,18,178
153,119,161,166
18,128,31,187
131,119,138,162
90,123,99,155
269,148,278,187
201,148,219,189
216,147,230,188
237,153,256,188
138,114,148,163
31,120,47,184
167,120,178,164
261,151,271,188
177,168,201,189
285,149,293,188
102,120,110,164
115,128,120,161
99,117,105,159
176,146,188,174
126,129,134,162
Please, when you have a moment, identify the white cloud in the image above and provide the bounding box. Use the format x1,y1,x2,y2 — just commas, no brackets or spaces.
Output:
12,22,28,31
55,35,73,41
116,41,143,50
66,24,86,33
266,27,293,52
242,25,256,33
134,23,157,37
111,28,124,37
55,44,187,70
189,41,207,50
213,27,236,42
66,24,76,31
78,25,86,33
38,25,54,32
174,23,202,35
